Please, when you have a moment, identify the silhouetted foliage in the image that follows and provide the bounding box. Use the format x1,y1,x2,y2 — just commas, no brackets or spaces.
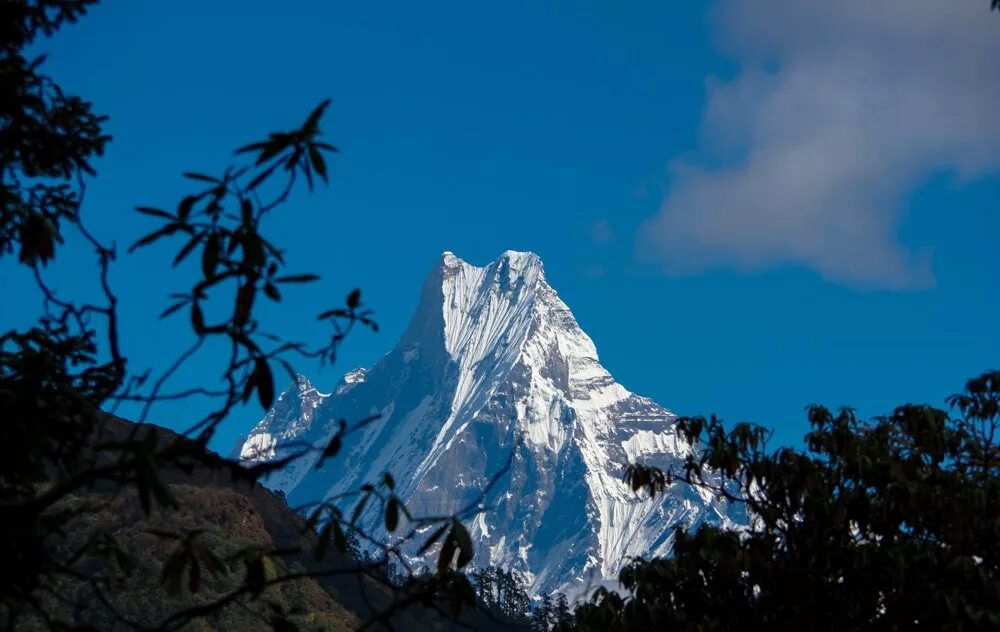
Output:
571,371,1000,631
0,2,496,629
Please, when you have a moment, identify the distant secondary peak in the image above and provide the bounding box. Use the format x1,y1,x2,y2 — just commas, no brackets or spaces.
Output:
341,367,367,384
294,374,315,392
335,367,368,395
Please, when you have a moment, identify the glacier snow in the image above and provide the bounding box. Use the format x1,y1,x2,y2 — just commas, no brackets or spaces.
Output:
234,250,745,597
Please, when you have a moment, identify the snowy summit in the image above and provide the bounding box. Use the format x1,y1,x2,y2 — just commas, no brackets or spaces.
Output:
235,250,744,596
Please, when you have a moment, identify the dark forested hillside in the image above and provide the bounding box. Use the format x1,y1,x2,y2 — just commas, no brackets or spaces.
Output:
18,417,523,631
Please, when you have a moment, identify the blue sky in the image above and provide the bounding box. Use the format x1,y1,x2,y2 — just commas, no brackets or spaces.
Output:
3,0,998,452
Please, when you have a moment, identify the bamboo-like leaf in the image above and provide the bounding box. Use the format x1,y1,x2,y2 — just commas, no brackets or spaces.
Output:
303,99,331,134
274,274,319,284
177,195,196,221
201,233,219,280
129,223,184,252
347,288,361,308
437,536,456,575
159,300,188,320
255,358,274,409
452,521,473,569
309,145,327,182
135,206,173,219
385,497,399,533
182,172,220,184
264,282,281,302
172,233,203,266
191,303,205,335
333,521,347,554
350,495,369,526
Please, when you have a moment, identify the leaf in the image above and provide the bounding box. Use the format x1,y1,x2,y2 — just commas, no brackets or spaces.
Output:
318,420,346,466
248,162,279,190
160,300,188,320
385,497,399,533
135,206,173,219
182,171,220,183
303,99,332,134
177,195,196,221
309,145,327,182
301,152,314,191
256,135,291,166
350,495,369,526
333,521,347,554
316,308,346,321
191,303,205,336
451,521,473,569
235,140,269,155
264,282,281,302
383,472,395,491
274,274,320,284
278,358,297,383
241,368,257,404
437,537,456,575
347,288,361,309
202,233,219,279
255,358,274,409
172,233,203,267
129,223,184,252
261,237,285,264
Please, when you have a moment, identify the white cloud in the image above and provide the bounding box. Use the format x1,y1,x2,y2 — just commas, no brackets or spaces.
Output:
641,0,1000,289
590,220,615,246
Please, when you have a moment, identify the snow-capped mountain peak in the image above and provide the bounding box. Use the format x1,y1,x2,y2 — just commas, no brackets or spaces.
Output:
235,250,744,596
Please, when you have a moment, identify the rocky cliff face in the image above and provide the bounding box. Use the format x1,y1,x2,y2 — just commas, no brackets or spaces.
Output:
235,250,744,596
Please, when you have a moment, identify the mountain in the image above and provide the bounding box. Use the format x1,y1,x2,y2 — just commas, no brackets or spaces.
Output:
27,416,520,631
234,250,745,597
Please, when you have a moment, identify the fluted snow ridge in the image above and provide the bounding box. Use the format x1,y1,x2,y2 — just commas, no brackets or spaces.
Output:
235,251,746,597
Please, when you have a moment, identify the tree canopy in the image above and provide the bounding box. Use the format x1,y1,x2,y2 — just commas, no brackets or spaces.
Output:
571,371,1000,631
1,2,485,629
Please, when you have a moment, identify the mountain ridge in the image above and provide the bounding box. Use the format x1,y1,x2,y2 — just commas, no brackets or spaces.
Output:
235,250,745,596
